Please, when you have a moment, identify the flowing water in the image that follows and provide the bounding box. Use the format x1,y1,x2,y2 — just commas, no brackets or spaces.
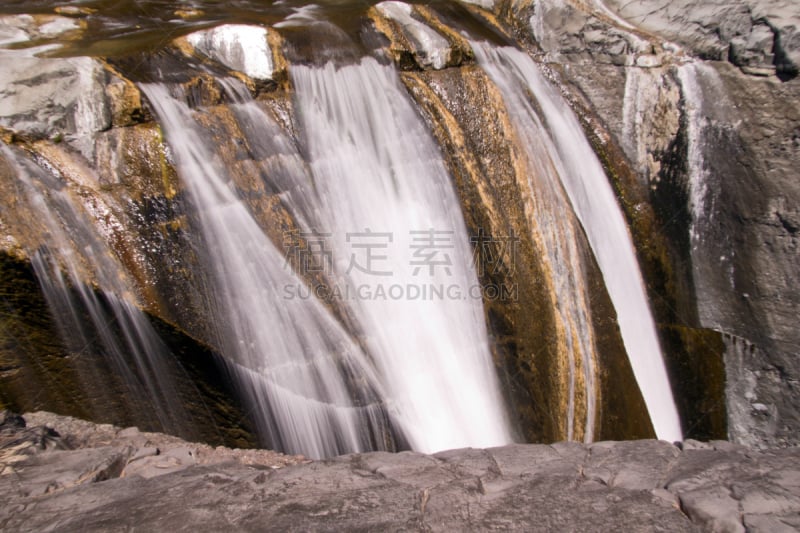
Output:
2,144,191,434
141,83,395,459
290,59,513,452
677,62,729,245
141,54,514,455
677,61,737,327
470,41,598,441
473,42,683,442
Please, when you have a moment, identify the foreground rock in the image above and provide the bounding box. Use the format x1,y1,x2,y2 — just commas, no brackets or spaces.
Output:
1,411,798,531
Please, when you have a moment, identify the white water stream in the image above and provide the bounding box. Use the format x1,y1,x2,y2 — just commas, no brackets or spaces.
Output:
474,42,683,442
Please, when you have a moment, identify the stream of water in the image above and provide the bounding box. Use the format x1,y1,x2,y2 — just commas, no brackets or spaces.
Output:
474,43,683,442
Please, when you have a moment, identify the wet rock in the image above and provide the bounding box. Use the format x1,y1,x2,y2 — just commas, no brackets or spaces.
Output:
371,1,471,70
174,9,204,20
94,122,172,193
500,0,800,448
401,63,652,443
0,14,84,45
374,1,452,69
0,409,25,429
461,0,495,9
103,71,144,127
677,64,800,448
53,6,96,18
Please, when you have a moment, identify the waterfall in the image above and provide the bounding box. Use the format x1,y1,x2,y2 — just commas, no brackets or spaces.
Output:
141,83,394,460
2,145,190,434
473,42,683,442
141,55,514,456
677,61,739,332
470,41,600,442
290,59,513,452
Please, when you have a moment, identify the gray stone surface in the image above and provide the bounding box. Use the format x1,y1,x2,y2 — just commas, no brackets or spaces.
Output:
678,62,800,448
0,16,109,157
1,412,799,531
602,0,800,78
529,0,657,66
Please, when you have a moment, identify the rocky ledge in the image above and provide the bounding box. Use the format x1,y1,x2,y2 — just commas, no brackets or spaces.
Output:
0,411,797,531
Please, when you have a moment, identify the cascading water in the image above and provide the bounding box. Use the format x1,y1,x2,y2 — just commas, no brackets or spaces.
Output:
141,83,395,460
676,62,729,247
0,0,699,453
290,58,513,452
2,145,191,434
473,42,683,442
141,52,514,455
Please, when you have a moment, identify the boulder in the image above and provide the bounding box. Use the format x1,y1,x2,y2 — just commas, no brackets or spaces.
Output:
375,1,454,69
184,24,275,81
371,1,472,70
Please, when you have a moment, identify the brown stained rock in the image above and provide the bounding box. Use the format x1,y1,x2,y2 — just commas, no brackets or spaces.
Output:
401,64,652,442
367,3,473,71
94,122,175,198
400,66,569,442
191,102,301,248
103,72,145,128
498,0,800,448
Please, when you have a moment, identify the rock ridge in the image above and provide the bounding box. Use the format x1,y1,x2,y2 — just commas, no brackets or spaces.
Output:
1,411,798,531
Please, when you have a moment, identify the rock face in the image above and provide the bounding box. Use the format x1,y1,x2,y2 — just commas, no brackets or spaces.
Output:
371,2,471,70
0,53,109,158
0,8,645,448
1,411,799,531
602,0,800,78
496,0,800,448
